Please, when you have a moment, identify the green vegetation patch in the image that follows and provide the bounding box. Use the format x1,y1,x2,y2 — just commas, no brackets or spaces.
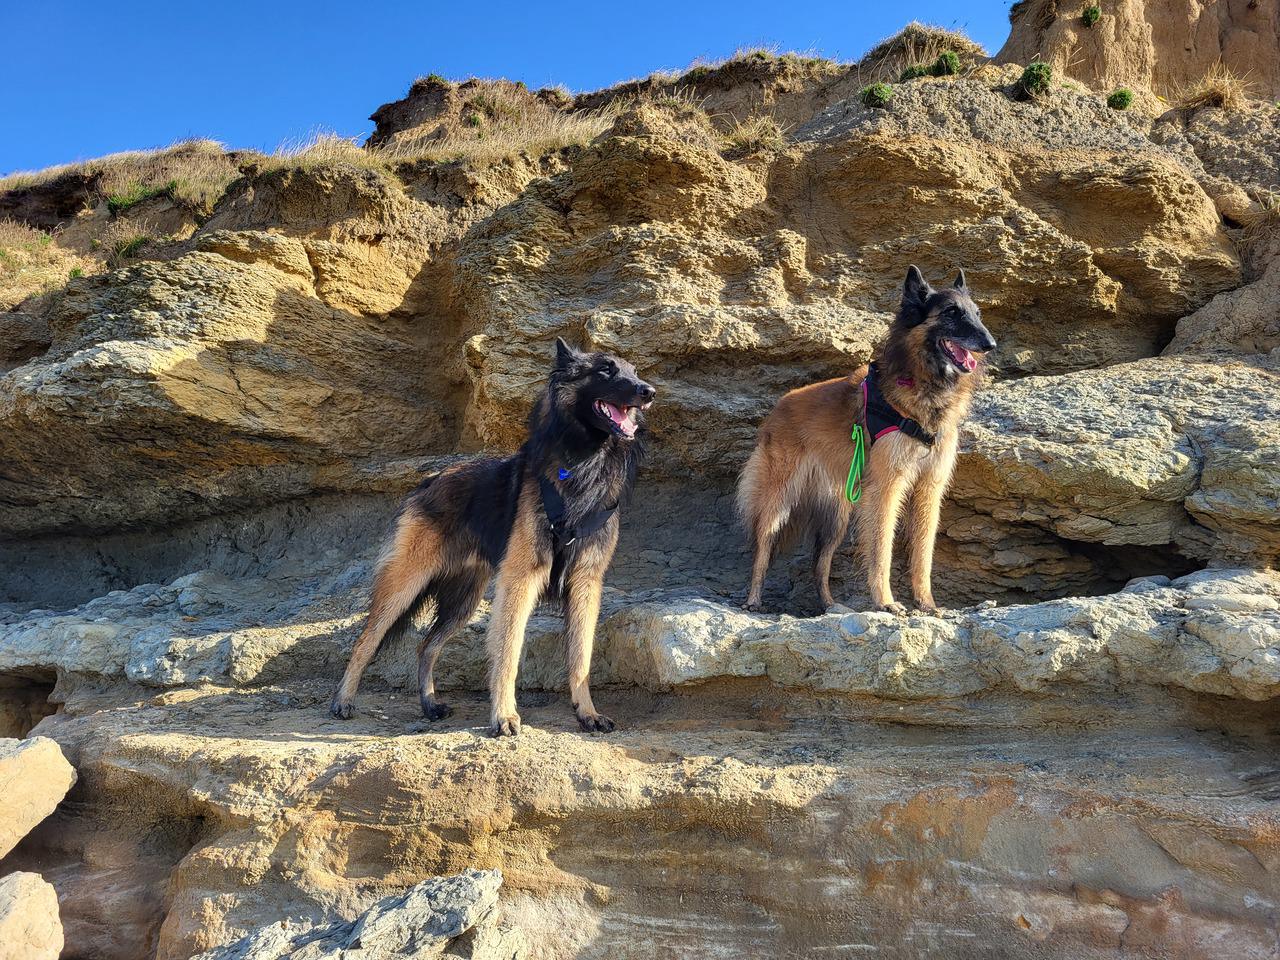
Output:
1107,88,1134,110
1082,5,1101,28
112,234,150,261
106,179,177,215
932,51,960,76
1018,61,1053,99
861,83,894,109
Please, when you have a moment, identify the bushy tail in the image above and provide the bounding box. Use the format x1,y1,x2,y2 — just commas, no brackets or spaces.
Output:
735,445,767,534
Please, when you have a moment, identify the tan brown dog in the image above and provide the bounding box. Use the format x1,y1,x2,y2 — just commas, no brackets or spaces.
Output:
738,266,995,614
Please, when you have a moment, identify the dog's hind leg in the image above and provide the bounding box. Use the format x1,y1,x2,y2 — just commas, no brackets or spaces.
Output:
812,496,852,610
417,567,487,721
485,509,550,737
330,515,442,719
739,443,792,612
564,560,611,733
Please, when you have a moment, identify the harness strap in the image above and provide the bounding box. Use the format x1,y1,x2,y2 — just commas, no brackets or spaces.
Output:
863,362,935,448
845,363,934,504
537,473,618,549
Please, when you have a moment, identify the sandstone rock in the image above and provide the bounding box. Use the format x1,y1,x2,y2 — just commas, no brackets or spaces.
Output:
4,552,1276,703
0,737,76,859
997,0,1280,99
0,312,51,372
192,869,519,960
605,568,1280,701
955,354,1280,582
1164,257,1280,355
0,251,450,539
1153,103,1280,197
0,80,1243,546
0,872,63,960
458,83,1237,478
11,679,1277,960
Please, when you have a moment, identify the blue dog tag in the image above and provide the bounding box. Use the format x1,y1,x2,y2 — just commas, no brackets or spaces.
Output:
558,468,572,481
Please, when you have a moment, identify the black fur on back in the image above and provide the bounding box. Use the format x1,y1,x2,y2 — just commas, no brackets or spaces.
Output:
401,338,652,602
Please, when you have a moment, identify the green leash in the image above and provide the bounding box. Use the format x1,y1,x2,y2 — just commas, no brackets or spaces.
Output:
844,422,866,503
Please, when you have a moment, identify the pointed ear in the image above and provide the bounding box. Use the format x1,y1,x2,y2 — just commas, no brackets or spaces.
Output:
903,265,932,306
953,268,967,291
554,336,581,371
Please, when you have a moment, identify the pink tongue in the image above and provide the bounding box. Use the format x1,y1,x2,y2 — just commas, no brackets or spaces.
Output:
953,344,977,371
604,402,636,437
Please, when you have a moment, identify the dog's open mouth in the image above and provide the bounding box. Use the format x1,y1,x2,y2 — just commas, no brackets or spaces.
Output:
595,399,643,438
942,339,980,373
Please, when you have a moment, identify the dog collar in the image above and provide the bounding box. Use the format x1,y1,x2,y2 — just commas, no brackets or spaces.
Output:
862,362,935,448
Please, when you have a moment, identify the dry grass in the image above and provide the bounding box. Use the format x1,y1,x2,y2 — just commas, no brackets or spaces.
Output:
262,132,393,174
858,22,987,83
98,217,158,268
1173,63,1253,113
0,140,243,213
679,46,840,85
264,94,618,174
721,115,787,155
1240,189,1280,266
374,101,619,165
0,219,95,308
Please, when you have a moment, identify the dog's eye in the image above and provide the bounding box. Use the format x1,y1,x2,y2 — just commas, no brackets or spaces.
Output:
597,364,617,379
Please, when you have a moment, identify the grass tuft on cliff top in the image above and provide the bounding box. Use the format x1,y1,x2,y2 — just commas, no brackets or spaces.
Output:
676,47,841,87
0,140,242,213
858,22,986,83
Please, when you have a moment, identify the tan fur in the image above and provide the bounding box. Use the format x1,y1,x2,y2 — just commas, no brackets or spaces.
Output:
484,485,548,735
740,314,979,612
332,468,622,735
334,517,444,708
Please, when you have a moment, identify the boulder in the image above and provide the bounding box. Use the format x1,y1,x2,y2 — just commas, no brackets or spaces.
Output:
0,873,63,960
956,355,1280,580
192,869,520,960
0,737,76,859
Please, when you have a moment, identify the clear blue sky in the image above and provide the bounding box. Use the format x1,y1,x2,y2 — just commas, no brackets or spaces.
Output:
1,1,1014,175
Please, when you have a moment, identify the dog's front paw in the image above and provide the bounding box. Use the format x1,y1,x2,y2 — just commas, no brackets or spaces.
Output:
576,710,616,734
329,697,354,720
914,601,941,615
420,698,453,721
489,713,522,738
879,601,908,616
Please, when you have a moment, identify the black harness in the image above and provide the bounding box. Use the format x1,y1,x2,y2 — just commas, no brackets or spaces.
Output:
537,469,618,550
862,362,935,448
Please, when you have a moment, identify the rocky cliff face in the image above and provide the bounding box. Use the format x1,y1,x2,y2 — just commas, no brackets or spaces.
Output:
998,0,1280,99
1,27,1278,960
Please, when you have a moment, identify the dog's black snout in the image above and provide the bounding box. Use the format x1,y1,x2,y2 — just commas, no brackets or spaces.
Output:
981,334,997,352
636,382,656,402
